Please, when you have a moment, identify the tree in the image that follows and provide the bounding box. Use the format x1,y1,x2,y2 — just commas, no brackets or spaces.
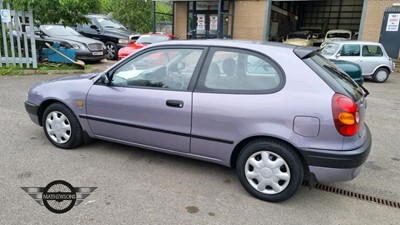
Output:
11,0,101,25
109,0,153,33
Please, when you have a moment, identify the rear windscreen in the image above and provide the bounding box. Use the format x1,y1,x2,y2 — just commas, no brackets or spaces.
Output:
307,53,364,100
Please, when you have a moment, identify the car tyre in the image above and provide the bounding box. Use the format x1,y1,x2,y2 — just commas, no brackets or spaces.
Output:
42,103,83,149
236,139,304,202
372,68,389,83
105,42,118,60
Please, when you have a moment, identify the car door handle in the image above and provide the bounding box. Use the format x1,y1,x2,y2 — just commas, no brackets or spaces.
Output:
166,100,184,108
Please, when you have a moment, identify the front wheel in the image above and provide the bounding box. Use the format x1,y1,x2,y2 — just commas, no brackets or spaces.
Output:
372,68,389,83
105,42,118,60
42,103,83,149
236,139,304,202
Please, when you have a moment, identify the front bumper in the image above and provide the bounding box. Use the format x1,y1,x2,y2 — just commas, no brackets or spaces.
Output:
300,124,372,182
25,101,40,126
75,49,107,62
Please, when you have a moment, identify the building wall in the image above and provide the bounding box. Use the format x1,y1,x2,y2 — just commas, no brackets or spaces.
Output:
234,0,266,40
174,2,188,40
362,0,397,42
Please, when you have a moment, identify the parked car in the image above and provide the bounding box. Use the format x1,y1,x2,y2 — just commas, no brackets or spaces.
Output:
118,33,174,60
283,31,314,46
324,29,352,42
73,15,140,60
299,27,325,46
320,41,394,83
331,60,364,85
25,40,371,202
25,25,106,62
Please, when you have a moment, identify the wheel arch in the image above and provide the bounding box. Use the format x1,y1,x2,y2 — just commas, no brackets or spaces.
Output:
230,136,309,174
372,65,391,75
37,99,69,126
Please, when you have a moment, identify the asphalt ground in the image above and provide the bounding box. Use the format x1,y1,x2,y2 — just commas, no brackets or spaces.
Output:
0,71,399,224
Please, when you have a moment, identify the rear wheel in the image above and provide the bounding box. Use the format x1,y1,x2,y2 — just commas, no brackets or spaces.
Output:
372,68,389,83
42,103,83,149
236,139,304,202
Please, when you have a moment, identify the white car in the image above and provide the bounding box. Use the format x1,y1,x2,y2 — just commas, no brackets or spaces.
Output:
325,29,352,42
321,41,394,83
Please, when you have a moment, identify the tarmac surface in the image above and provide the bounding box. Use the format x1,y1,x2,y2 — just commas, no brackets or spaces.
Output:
0,69,399,224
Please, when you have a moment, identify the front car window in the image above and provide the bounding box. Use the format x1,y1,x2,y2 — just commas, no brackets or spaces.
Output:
110,48,203,90
309,54,363,99
42,26,81,36
320,43,340,56
288,31,311,39
203,50,282,91
327,32,351,39
97,17,126,29
340,44,360,56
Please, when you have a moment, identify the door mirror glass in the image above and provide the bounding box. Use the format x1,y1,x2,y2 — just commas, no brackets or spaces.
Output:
100,73,110,85
90,25,100,31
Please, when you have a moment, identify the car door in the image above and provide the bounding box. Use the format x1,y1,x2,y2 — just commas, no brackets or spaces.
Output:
85,46,206,153
191,48,285,162
361,44,385,75
337,44,362,71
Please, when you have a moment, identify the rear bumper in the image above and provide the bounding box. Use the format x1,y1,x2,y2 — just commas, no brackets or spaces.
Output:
25,101,40,126
300,124,372,182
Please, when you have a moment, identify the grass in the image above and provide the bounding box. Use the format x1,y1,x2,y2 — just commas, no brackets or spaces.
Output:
0,62,90,76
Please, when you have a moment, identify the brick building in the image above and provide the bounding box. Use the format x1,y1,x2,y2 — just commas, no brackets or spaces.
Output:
153,0,400,57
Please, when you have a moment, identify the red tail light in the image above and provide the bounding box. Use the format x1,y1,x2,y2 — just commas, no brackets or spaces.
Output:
332,93,360,136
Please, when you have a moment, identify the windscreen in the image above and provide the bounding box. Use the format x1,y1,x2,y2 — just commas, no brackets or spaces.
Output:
308,53,364,100
320,43,340,56
136,35,170,44
42,26,80,36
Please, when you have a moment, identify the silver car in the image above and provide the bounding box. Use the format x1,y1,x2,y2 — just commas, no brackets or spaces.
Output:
25,40,371,202
320,41,394,83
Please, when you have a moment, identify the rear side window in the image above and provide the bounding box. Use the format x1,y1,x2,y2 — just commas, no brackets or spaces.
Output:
307,54,363,100
200,49,283,92
362,45,383,57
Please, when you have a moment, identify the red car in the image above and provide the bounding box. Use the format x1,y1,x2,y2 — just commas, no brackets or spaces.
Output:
118,33,174,60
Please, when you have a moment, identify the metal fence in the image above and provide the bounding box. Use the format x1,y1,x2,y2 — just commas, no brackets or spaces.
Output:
0,1,37,68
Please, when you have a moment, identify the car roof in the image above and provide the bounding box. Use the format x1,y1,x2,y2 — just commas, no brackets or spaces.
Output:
150,39,297,50
325,40,383,45
326,29,352,33
87,14,110,18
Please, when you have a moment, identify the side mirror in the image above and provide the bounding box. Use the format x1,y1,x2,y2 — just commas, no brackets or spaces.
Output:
100,73,110,85
336,53,341,58
90,25,100,31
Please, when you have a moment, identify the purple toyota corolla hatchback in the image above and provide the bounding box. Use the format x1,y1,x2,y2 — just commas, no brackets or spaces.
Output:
25,40,371,202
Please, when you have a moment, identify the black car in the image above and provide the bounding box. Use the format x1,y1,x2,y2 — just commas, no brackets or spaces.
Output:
33,25,107,62
73,15,140,60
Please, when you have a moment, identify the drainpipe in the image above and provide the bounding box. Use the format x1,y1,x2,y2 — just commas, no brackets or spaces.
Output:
263,0,272,41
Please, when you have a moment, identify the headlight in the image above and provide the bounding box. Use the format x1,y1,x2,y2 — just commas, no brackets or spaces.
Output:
72,44,86,50
118,39,129,44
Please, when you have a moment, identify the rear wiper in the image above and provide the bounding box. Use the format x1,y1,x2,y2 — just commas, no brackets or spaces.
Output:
359,84,369,97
